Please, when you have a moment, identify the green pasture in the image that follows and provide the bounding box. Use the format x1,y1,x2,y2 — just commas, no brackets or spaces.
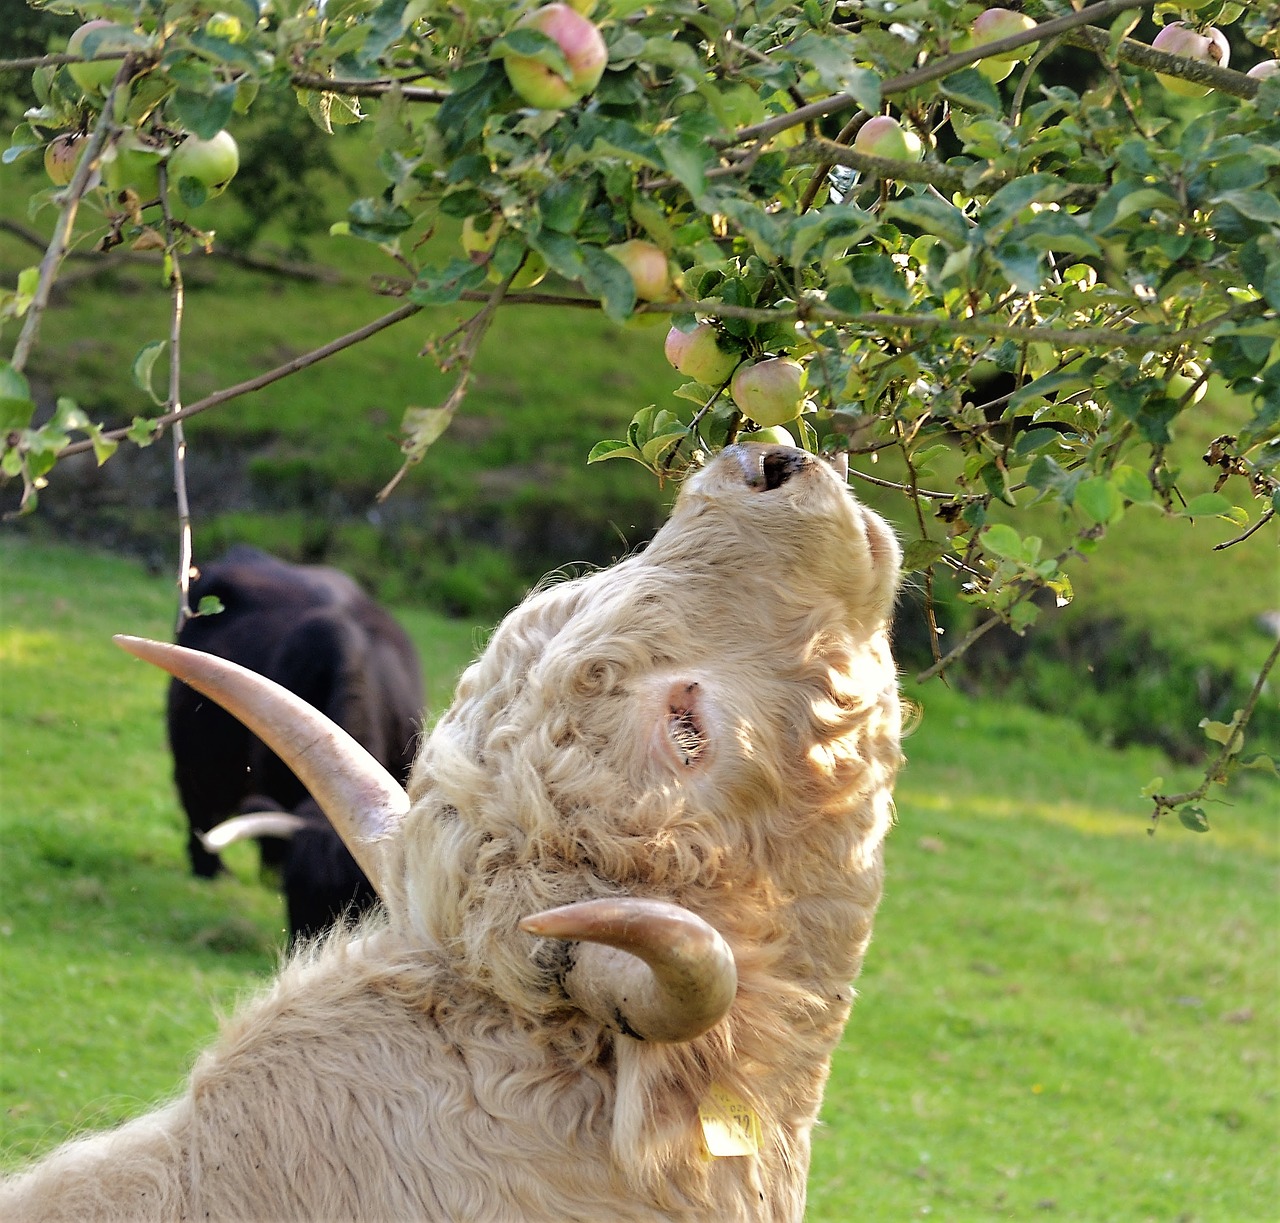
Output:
1,538,1275,1219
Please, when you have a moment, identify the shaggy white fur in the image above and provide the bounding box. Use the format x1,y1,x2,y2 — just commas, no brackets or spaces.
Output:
1,444,903,1222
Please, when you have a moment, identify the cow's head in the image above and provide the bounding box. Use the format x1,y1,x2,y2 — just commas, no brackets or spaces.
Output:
119,444,902,1045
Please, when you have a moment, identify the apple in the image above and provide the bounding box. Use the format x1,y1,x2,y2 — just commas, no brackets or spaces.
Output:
1247,60,1279,82
738,425,797,447
853,115,923,162
730,357,807,427
43,133,85,186
964,8,1037,82
66,21,135,95
205,11,245,40
1151,22,1229,98
606,239,675,302
502,4,607,110
461,214,503,265
664,323,739,385
170,130,239,196
1167,361,1207,404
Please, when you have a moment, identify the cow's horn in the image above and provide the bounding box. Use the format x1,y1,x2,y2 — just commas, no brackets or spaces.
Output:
521,898,737,1043
200,811,311,853
114,635,409,896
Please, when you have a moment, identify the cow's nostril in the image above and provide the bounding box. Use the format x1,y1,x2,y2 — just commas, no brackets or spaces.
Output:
760,448,811,491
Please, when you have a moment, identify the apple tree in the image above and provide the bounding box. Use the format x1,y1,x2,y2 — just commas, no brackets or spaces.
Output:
1,0,1277,829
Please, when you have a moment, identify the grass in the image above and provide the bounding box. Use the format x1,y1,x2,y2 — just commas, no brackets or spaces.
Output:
2,539,1275,1220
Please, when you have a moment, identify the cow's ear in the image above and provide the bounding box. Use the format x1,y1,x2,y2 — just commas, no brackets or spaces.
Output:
650,679,713,773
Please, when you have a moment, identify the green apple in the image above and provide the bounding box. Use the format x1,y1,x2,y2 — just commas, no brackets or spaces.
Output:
664,323,739,385
66,21,135,95
1151,22,1229,98
503,3,608,110
170,130,239,196
44,133,86,186
606,239,676,303
737,425,797,447
852,115,923,162
730,357,807,427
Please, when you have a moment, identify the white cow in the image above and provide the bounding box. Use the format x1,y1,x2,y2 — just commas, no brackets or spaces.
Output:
1,443,903,1222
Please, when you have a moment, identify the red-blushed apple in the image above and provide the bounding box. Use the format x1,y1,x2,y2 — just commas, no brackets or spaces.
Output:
730,357,807,427
170,130,239,195
737,425,797,447
44,133,86,186
853,115,923,162
1247,60,1279,81
664,323,739,385
502,4,607,110
66,21,135,95
1151,22,1229,97
964,8,1037,82
607,239,676,302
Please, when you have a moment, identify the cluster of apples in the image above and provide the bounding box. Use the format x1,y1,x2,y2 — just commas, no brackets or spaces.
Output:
1150,21,1276,96
664,322,807,434
959,8,1277,100
43,21,240,208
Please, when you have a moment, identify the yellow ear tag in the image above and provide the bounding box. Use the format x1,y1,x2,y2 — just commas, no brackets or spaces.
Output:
698,1083,762,1158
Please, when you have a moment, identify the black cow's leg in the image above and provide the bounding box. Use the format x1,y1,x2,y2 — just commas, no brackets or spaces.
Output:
188,828,225,878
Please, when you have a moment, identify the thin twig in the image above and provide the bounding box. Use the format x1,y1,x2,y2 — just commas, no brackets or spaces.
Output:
1149,634,1280,827
157,166,195,630
1212,509,1276,551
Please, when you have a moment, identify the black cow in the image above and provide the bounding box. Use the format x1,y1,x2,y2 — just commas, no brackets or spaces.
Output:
168,546,424,940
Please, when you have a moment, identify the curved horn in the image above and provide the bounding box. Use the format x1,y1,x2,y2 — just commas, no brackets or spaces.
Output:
200,811,311,853
520,898,737,1043
114,635,409,897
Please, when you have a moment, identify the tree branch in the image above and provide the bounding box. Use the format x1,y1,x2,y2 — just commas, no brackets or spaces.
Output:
8,62,130,374
54,302,422,458
721,0,1197,151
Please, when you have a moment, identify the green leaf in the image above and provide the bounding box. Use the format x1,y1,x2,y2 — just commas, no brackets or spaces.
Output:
195,594,225,616
901,538,949,571
1178,492,1233,518
170,83,238,140
408,259,488,306
0,361,31,403
1177,805,1211,833
1211,189,1280,224
581,246,637,323
538,179,590,234
131,340,168,406
884,196,970,249
656,132,714,203
982,523,1024,560
1112,465,1156,504
1074,476,1125,525
939,68,1003,115
587,439,644,465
